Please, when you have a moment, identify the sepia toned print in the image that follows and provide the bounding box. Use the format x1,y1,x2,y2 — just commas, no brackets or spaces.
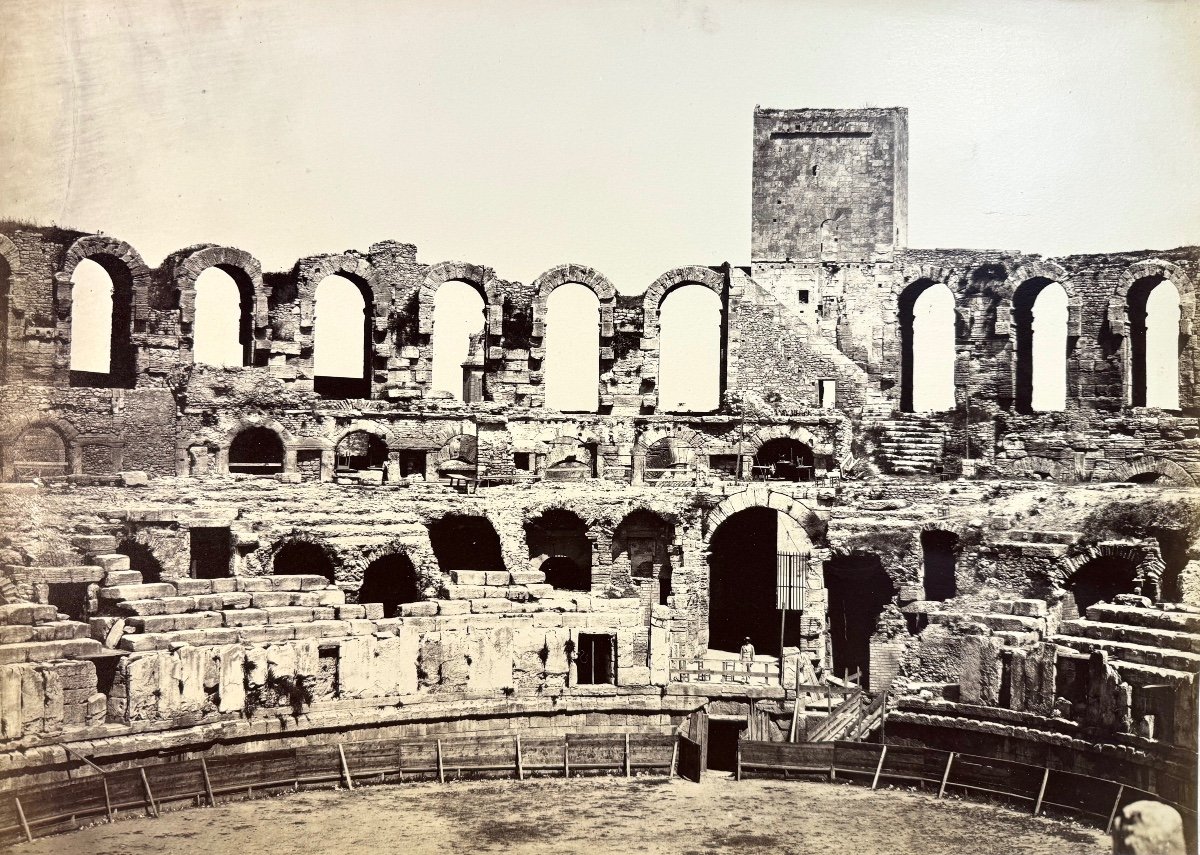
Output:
0,2,1197,853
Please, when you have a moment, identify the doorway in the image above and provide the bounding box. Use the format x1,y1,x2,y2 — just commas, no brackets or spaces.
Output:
706,719,744,771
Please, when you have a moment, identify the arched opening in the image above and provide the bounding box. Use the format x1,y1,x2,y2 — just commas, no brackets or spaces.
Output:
823,553,894,687
753,437,815,482
1129,277,1181,409
0,255,10,377
429,515,505,572
194,267,252,367
69,257,134,387
921,530,958,601
334,431,387,474
612,510,675,608
272,540,336,583
116,541,164,584
228,427,284,476
1063,556,1138,620
525,509,591,592
899,280,955,413
8,425,68,481
431,281,486,400
359,553,421,618
1014,279,1068,413
314,274,371,398
644,436,695,484
658,285,721,412
544,283,599,412
708,507,813,657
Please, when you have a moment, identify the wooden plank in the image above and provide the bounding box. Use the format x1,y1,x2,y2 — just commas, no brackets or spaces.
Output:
871,745,888,790
624,734,631,778
436,739,445,784
338,744,354,790
200,759,216,807
1107,784,1126,833
515,736,524,781
103,777,113,819
14,798,32,844
1033,766,1050,816
139,767,159,818
563,736,570,778
938,752,955,799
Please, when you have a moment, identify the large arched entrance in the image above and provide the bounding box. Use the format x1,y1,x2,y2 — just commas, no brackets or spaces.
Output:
429,515,505,572
229,427,284,475
707,507,813,657
359,553,421,617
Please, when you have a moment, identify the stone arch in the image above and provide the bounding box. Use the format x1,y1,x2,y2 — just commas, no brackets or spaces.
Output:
1054,540,1165,605
631,425,709,484
641,265,725,339
302,254,384,309
269,532,339,583
1109,259,1196,336
703,485,824,541
331,420,391,450
0,234,21,274
742,424,824,456
894,276,959,413
418,261,503,336
174,245,268,365
57,235,150,386
1010,455,1075,481
1103,455,1197,488
531,263,617,333
1007,261,1081,336
0,416,81,480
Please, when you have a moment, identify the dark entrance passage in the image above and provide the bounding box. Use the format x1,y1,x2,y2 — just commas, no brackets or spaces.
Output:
429,515,505,571
753,438,815,482
823,553,894,687
575,633,615,685
708,507,807,657
190,527,232,579
706,720,744,772
272,540,336,582
1064,556,1138,620
921,530,958,601
525,509,592,592
116,541,163,584
359,552,421,618
229,427,284,476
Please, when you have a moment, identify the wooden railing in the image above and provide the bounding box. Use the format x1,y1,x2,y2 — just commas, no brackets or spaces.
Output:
670,657,781,685
0,732,677,846
736,740,1197,843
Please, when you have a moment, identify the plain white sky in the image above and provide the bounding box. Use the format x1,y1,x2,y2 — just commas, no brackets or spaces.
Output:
3,0,1199,293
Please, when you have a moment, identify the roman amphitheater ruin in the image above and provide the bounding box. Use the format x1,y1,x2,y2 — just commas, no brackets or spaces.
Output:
0,107,1196,844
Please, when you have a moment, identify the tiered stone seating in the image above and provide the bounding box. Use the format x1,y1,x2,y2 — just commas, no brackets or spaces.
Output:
926,598,1049,646
1053,601,1200,683
96,573,365,651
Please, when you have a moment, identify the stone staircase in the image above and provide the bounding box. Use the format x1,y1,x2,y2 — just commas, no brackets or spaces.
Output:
870,415,947,475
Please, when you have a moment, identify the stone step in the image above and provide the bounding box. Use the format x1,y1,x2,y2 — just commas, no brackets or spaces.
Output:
103,570,143,586
1051,634,1200,674
7,565,105,585
929,612,1046,633
0,603,59,626
1085,603,1200,635
1005,530,1080,545
0,637,103,665
448,570,510,586
71,534,119,554
98,582,177,602
91,554,131,573
0,621,91,644
1060,618,1200,654
126,612,226,633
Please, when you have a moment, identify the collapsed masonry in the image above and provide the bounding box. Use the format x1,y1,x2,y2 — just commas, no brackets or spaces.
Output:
0,108,1197,791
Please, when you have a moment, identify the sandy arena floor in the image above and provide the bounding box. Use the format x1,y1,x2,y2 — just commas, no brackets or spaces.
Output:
12,775,1108,855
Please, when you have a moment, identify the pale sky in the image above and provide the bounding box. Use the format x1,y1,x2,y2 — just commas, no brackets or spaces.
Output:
3,0,1199,294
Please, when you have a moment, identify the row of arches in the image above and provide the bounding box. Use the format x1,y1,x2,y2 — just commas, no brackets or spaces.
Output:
902,273,1183,413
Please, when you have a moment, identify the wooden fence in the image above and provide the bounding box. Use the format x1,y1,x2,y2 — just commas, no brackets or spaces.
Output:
0,732,677,846
737,739,1197,841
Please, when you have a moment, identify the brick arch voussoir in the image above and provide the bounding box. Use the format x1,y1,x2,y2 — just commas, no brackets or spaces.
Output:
532,263,618,329
744,424,820,456
1104,455,1197,488
632,424,708,456
332,420,392,451
1007,260,1080,336
418,261,501,336
307,254,384,310
1109,259,1196,336
642,266,725,338
703,486,820,539
0,234,21,273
